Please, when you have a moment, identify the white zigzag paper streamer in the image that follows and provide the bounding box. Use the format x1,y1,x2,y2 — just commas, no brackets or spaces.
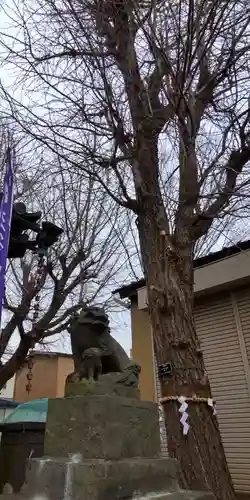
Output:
178,396,189,435
207,398,217,415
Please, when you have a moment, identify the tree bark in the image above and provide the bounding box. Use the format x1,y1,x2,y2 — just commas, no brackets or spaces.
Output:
0,335,34,389
136,139,236,500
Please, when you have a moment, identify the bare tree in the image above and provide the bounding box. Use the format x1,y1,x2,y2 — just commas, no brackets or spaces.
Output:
1,0,250,497
0,144,132,391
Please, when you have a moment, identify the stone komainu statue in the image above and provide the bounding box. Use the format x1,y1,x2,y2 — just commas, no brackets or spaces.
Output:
67,306,140,387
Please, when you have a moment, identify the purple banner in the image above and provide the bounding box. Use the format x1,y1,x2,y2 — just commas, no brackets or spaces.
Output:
0,148,14,326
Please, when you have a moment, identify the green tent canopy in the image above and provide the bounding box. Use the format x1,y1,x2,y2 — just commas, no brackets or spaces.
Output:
1,398,48,424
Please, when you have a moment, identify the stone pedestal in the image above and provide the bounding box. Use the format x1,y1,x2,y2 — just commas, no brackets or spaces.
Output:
0,381,215,500
44,394,160,460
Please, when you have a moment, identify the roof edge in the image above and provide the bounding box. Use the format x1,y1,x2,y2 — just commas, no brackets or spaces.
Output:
30,351,72,359
113,239,250,299
0,398,19,408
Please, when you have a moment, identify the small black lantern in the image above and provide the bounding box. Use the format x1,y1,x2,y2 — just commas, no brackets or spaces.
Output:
2,197,64,259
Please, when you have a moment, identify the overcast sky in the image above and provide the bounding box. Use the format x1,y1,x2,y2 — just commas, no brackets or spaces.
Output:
0,6,134,358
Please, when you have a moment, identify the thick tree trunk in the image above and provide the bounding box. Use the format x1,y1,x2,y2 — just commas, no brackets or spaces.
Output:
142,232,235,500
136,138,236,500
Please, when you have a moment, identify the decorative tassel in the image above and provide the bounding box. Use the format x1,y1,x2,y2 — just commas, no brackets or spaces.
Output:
207,398,217,415
178,396,189,435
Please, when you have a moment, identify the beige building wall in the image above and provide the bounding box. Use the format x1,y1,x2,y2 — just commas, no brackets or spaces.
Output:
14,354,74,402
14,356,59,402
56,356,74,397
130,302,155,402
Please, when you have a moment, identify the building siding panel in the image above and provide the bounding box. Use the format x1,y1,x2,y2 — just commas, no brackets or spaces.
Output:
234,287,250,367
195,292,250,493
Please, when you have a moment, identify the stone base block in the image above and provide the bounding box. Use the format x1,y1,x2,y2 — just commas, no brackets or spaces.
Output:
0,492,215,500
0,460,215,500
45,395,161,460
22,456,179,500
147,493,215,500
